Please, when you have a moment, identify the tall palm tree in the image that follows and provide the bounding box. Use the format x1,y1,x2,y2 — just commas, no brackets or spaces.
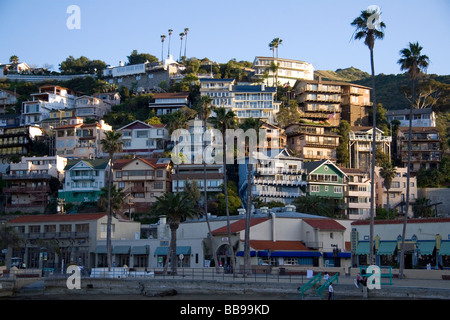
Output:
199,94,219,269
100,130,123,271
184,28,189,58
270,38,282,86
268,41,276,85
379,161,397,219
98,185,126,216
351,8,385,265
397,41,429,279
149,192,198,275
167,110,190,193
179,32,185,61
209,106,237,275
239,117,262,275
167,29,173,58
160,35,166,64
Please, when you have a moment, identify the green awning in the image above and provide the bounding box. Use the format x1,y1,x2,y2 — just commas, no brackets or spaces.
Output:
377,242,397,255
416,241,435,255
113,246,130,254
94,246,107,254
131,246,149,255
355,242,370,255
439,241,450,256
154,246,191,256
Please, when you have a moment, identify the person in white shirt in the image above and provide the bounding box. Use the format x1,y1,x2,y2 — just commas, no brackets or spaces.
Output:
328,282,334,300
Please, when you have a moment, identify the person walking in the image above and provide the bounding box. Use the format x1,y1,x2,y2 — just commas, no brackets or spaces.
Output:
328,282,334,300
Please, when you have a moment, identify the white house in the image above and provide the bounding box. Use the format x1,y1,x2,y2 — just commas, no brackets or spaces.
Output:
117,120,168,157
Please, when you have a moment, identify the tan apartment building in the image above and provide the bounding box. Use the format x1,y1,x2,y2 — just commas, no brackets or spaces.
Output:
375,166,417,217
396,127,442,174
340,83,372,127
113,157,172,214
341,168,371,220
54,118,112,159
292,78,342,127
285,123,340,161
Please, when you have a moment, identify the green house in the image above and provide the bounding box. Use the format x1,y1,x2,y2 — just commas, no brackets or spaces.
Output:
304,160,347,199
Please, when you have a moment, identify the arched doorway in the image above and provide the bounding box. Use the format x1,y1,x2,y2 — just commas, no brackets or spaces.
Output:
216,244,232,272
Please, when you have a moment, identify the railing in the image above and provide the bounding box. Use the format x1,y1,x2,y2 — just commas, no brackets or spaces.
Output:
298,272,322,298
316,272,339,297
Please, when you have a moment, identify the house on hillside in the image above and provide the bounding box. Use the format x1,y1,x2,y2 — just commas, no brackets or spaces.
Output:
304,160,347,201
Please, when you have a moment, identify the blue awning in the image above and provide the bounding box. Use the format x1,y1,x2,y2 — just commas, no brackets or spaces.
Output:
323,252,352,258
94,245,107,254
439,241,450,256
154,246,191,256
256,251,321,257
377,242,397,255
416,241,435,255
113,246,130,254
355,242,370,255
236,251,257,257
130,245,149,255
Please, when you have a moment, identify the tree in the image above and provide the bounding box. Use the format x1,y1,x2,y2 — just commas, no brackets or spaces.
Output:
397,41,430,279
351,7,386,265
379,161,397,218
184,28,190,58
179,33,185,61
167,29,173,58
239,117,262,274
127,50,158,65
209,106,238,275
98,185,126,215
160,35,166,63
293,196,335,217
269,38,283,86
100,130,123,271
149,192,198,274
337,120,351,167
9,55,19,64
412,197,434,218
198,94,219,269
59,56,107,75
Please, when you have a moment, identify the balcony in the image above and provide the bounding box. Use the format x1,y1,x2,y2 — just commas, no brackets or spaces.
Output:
71,174,95,180
3,186,51,194
253,190,303,198
3,173,53,181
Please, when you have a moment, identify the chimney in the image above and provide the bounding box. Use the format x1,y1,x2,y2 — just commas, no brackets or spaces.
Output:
270,211,277,242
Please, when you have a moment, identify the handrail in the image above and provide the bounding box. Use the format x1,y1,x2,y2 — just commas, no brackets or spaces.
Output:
316,273,339,297
298,272,322,298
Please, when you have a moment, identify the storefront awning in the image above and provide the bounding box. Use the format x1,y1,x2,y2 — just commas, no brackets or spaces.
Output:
323,252,352,258
439,241,450,256
131,245,149,255
355,242,370,255
416,241,435,256
154,246,191,256
113,246,131,254
236,251,257,257
377,242,397,255
256,251,321,258
94,245,107,254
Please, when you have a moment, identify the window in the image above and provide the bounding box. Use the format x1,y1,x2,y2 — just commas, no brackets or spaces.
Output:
75,224,89,232
136,130,148,138
154,182,164,189
44,225,56,233
29,225,40,233
310,185,320,192
334,186,343,193
60,224,72,232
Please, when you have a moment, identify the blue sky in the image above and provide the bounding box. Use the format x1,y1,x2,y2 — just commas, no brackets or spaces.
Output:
1,0,449,75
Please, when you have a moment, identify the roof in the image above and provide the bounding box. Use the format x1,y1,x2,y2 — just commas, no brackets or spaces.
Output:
350,126,384,133
65,158,110,170
386,108,434,116
352,217,450,226
233,85,276,93
8,213,107,224
248,240,310,251
116,120,166,131
303,218,346,231
152,92,189,99
113,157,170,170
303,160,347,177
211,217,269,235
199,78,235,82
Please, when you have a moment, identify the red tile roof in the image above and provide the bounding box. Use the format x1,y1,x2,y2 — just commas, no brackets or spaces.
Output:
8,213,107,224
211,217,269,235
248,240,310,251
113,157,169,170
302,218,346,231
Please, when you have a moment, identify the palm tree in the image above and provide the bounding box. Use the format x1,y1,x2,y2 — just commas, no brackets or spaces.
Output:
209,106,237,275
379,161,397,218
270,38,282,86
184,28,189,58
98,185,126,215
239,117,262,275
179,32,185,61
149,192,198,275
351,8,386,265
160,35,166,64
167,110,190,193
199,94,219,269
397,42,430,279
167,29,173,58
100,130,123,271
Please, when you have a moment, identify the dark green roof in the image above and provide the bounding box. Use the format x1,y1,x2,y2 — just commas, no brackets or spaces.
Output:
65,158,110,170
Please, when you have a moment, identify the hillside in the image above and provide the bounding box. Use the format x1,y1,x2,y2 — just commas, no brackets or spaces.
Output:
315,67,450,111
